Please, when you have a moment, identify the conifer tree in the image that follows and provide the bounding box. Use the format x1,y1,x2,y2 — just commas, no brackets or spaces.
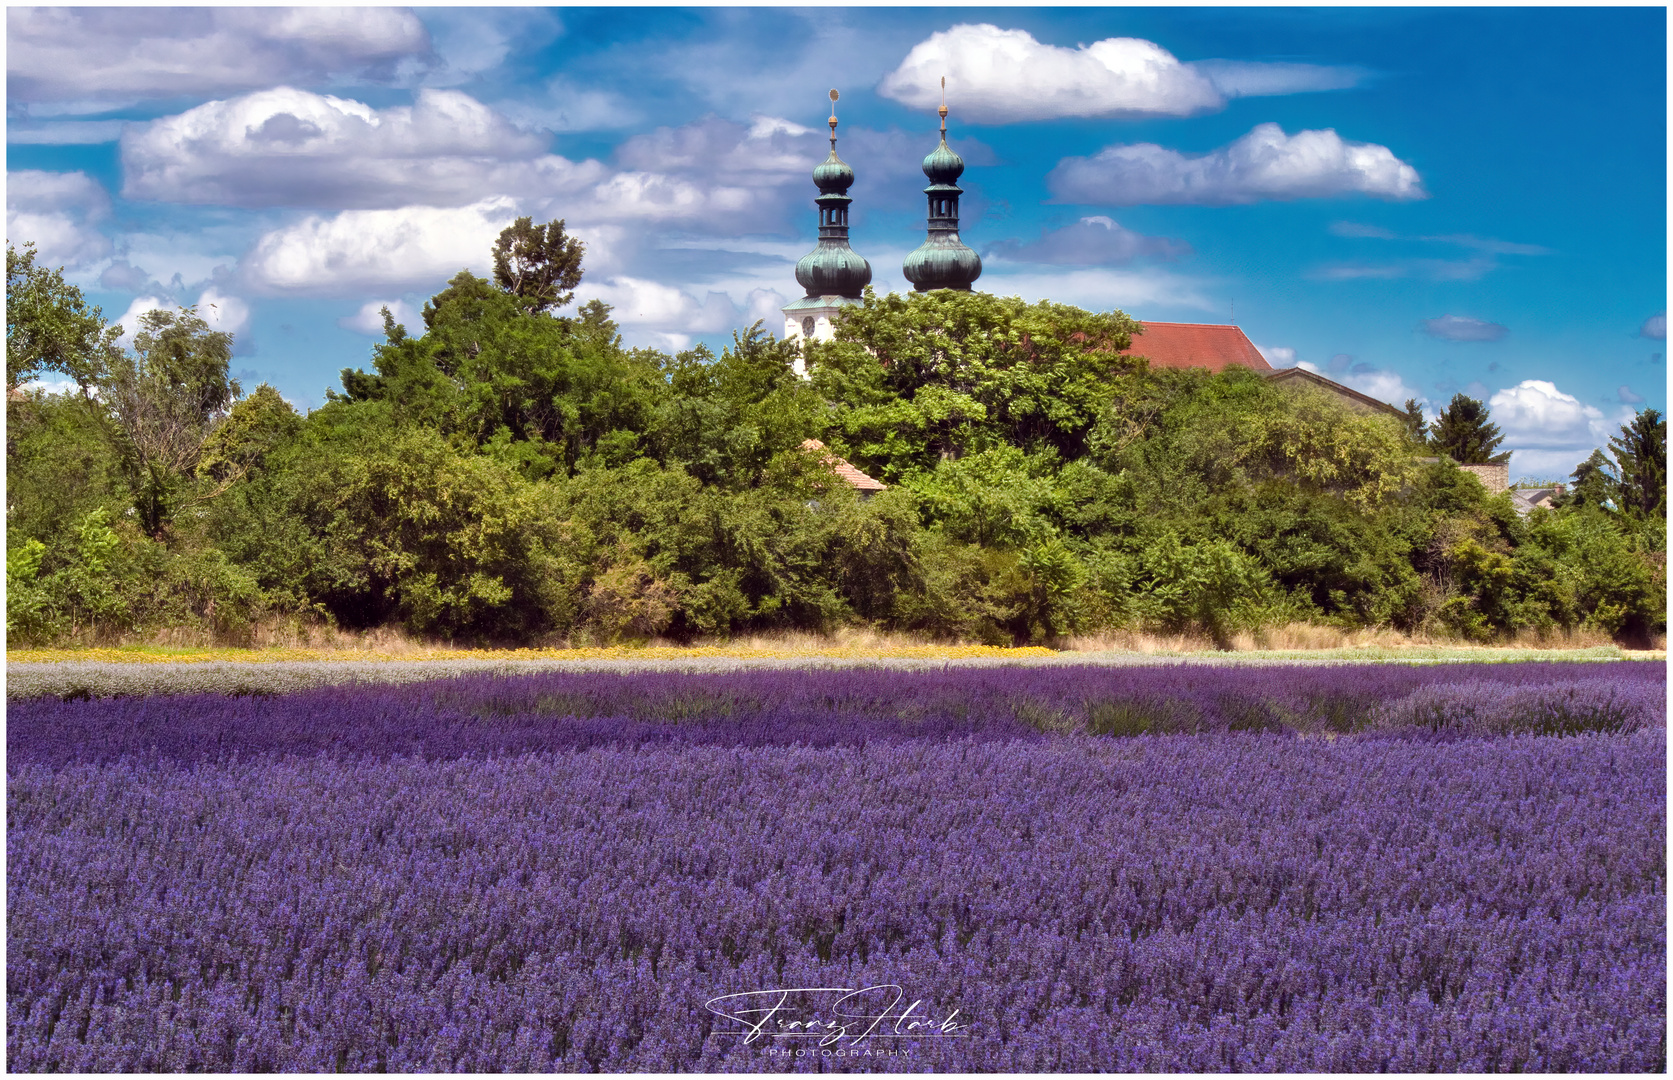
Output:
1429,393,1510,464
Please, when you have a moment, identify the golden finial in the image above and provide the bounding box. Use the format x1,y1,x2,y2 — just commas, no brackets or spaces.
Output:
828,88,839,147
939,76,948,133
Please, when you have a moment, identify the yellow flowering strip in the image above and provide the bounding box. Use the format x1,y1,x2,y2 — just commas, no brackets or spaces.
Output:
9,643,1058,666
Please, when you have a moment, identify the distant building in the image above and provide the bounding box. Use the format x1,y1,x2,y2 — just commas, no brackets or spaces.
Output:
800,439,885,498
1119,320,1404,418
901,88,981,294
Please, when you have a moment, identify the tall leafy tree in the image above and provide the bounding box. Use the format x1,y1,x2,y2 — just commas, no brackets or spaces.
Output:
492,216,585,314
1608,407,1666,518
1429,393,1510,464
103,307,239,536
6,242,119,393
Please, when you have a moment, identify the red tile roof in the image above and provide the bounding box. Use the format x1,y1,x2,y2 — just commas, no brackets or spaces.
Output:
800,439,886,492
1119,322,1273,374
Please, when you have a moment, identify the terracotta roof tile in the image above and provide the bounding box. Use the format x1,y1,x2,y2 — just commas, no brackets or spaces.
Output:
800,439,886,491
1119,321,1273,373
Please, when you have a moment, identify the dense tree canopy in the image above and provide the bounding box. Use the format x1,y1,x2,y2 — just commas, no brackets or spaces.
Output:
6,233,1665,648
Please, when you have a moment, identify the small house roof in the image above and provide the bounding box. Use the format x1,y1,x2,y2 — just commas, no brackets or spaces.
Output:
800,439,886,492
1119,322,1273,373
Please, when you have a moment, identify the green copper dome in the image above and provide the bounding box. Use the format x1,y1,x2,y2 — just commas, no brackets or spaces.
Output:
793,101,871,301
921,135,965,186
812,148,855,194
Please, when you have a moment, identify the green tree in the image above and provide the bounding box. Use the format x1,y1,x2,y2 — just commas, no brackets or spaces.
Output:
492,216,585,314
1429,393,1510,464
809,288,1141,480
1400,398,1428,445
1609,407,1666,519
102,306,239,536
650,324,824,488
1565,449,1617,512
338,272,661,477
6,242,120,393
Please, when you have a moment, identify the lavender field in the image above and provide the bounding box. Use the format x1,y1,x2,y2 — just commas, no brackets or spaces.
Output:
8,662,1667,1071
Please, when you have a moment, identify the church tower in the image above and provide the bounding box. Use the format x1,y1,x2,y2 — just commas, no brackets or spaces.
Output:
902,79,981,292
782,89,872,347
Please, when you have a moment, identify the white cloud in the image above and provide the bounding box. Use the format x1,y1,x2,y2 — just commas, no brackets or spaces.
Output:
1640,312,1666,341
878,25,1367,124
1255,344,1297,367
1488,379,1629,450
8,7,431,102
984,215,1188,266
122,87,605,209
244,197,518,293
1050,123,1425,206
579,276,742,337
1618,385,1645,405
339,299,423,336
196,288,251,337
6,170,112,268
879,24,1222,123
1420,314,1508,342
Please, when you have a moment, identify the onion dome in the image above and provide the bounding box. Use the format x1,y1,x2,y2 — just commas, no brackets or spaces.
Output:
902,85,981,292
793,90,871,301
921,136,965,186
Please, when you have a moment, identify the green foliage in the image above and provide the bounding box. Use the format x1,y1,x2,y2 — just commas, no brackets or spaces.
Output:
649,325,822,488
492,216,585,314
1609,407,1666,519
102,306,240,536
338,272,661,477
809,288,1141,480
6,242,120,392
1429,392,1510,464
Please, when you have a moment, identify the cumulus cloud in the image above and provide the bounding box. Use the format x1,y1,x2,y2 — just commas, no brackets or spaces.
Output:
8,7,431,102
1255,344,1297,367
1048,123,1425,206
1640,312,1666,340
1420,315,1508,342
6,170,112,268
244,197,518,293
122,87,605,209
984,216,1188,266
339,299,422,336
879,24,1222,122
1488,380,1631,453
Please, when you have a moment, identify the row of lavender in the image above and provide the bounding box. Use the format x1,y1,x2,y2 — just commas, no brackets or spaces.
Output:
9,662,1665,766
10,734,1663,1071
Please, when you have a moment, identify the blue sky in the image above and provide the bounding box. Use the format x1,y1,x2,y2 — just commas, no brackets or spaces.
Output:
8,6,1665,481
